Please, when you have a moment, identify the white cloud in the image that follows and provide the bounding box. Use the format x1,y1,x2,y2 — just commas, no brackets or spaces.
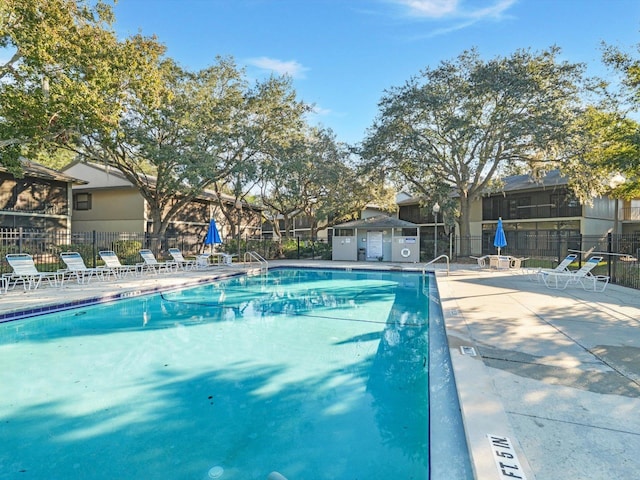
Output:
246,56,309,79
468,0,516,19
392,0,516,20
312,105,332,116
398,0,459,18
390,0,517,39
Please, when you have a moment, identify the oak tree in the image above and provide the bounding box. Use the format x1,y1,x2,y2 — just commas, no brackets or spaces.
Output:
359,48,584,252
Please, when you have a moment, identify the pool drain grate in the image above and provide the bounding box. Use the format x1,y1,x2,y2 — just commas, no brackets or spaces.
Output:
459,345,477,356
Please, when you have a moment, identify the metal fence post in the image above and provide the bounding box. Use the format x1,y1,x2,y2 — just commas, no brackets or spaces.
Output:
92,230,97,268
578,233,583,268
607,232,616,283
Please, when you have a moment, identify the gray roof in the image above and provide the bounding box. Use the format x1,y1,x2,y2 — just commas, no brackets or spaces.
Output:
65,160,262,209
397,169,568,205
496,169,567,193
334,215,418,229
0,158,87,184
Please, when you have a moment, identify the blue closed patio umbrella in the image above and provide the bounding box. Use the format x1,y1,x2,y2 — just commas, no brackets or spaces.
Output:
493,217,507,255
204,219,222,253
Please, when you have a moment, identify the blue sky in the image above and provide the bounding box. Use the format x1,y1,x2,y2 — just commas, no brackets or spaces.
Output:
113,0,640,145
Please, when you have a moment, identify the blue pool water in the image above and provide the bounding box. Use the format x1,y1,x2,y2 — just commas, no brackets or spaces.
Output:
0,268,471,479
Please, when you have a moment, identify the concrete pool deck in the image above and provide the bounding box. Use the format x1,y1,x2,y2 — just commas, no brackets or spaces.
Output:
1,260,639,480
435,265,640,480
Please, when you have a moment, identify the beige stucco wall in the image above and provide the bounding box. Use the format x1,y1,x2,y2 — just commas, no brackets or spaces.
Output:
72,189,146,233
582,198,614,235
63,162,132,188
332,235,358,260
467,196,484,237
584,197,615,220
581,218,612,236
391,236,420,262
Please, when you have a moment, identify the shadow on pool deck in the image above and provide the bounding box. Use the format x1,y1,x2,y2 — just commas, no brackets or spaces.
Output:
1,259,639,480
436,266,640,480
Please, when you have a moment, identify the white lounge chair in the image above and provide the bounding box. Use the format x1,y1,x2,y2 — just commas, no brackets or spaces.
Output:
138,249,178,274
99,250,140,278
213,252,236,265
541,256,609,291
5,253,60,290
194,252,236,269
60,251,109,284
528,253,578,281
509,256,529,271
168,248,196,270
195,253,212,269
470,255,489,268
489,255,511,270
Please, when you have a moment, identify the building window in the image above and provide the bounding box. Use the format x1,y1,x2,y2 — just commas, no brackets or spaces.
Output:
73,193,92,210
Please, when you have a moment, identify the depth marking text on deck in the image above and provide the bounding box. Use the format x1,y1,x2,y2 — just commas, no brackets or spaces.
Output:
487,434,526,480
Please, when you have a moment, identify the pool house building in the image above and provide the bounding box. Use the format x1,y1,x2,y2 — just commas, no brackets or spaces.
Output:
331,214,420,263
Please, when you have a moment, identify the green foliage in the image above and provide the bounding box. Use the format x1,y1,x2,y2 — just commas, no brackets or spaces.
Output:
0,0,163,169
243,238,282,258
279,239,331,260
563,107,640,201
58,244,96,264
260,127,376,239
110,240,143,264
211,75,311,239
77,55,310,240
0,0,324,240
570,42,640,200
32,148,76,171
359,47,585,242
281,239,300,258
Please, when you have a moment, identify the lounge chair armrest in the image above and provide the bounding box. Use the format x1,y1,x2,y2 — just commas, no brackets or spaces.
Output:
470,256,488,268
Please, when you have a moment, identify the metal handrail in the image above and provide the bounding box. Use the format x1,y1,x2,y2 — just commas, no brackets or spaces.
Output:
243,251,268,273
422,254,450,276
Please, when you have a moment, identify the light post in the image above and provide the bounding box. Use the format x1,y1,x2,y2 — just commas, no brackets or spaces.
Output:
608,173,625,283
235,199,242,259
609,173,626,235
432,202,440,259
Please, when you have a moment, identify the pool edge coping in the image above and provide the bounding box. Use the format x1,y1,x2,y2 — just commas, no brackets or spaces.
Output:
0,270,244,324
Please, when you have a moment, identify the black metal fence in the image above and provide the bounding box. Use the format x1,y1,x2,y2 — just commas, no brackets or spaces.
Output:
2,228,639,290
0,228,331,273
447,233,640,290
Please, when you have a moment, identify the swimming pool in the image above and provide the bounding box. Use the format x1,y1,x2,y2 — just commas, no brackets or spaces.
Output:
0,268,472,479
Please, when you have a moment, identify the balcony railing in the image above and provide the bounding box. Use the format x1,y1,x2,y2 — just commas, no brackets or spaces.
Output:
0,201,68,216
483,204,582,221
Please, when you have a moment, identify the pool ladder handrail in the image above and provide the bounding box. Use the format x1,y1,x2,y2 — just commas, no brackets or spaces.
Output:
422,254,450,276
243,251,268,273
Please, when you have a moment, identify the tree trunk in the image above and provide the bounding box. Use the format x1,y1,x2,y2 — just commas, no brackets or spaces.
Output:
282,215,292,239
457,195,472,257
